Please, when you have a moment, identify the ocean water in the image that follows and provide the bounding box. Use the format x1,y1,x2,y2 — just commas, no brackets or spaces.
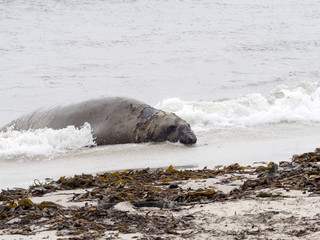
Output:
1,0,320,189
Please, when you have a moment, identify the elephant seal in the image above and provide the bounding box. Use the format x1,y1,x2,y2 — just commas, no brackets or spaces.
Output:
2,97,197,145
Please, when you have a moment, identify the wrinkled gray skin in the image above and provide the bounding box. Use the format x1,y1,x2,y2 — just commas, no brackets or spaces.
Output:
1,98,197,145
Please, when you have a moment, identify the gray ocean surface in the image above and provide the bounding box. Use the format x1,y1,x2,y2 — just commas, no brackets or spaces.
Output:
1,0,320,189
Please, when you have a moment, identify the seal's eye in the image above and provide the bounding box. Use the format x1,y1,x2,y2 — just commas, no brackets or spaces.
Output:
167,125,177,134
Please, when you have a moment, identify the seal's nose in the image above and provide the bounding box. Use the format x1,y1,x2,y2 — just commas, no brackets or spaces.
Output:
179,131,197,144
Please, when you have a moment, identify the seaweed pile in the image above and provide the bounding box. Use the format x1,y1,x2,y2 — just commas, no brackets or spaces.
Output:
1,149,320,239
236,149,320,197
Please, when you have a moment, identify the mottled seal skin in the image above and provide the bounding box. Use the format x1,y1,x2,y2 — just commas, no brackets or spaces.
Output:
2,97,197,145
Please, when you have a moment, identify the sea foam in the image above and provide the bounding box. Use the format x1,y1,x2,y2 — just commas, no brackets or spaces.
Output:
1,82,320,158
156,82,320,132
0,123,95,158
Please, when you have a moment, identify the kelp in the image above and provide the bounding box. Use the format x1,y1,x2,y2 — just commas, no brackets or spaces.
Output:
2,149,320,238
239,151,320,195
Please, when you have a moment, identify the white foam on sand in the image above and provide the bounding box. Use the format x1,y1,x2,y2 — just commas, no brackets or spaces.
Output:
0,123,95,158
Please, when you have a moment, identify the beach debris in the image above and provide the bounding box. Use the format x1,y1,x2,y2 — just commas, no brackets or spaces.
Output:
2,150,320,238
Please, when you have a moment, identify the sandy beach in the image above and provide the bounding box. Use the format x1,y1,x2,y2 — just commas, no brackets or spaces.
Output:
1,150,320,239
1,0,320,239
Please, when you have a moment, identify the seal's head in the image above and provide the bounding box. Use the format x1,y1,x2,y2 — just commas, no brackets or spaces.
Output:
175,124,197,144
134,107,197,144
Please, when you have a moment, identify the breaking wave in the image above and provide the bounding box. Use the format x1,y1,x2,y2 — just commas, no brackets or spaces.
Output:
0,123,95,158
1,81,320,158
156,82,320,132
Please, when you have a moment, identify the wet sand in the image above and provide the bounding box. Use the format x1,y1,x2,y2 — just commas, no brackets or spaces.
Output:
2,123,320,190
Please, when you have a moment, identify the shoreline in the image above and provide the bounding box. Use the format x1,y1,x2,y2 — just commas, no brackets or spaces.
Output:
1,150,320,239
3,122,320,191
